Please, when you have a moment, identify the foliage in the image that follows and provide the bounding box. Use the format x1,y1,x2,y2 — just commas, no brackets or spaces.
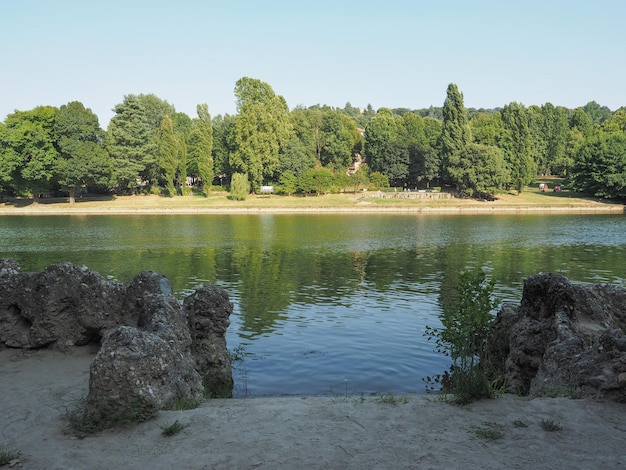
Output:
470,422,505,440
425,269,502,404
297,166,334,195
159,114,179,196
368,171,390,190
160,419,189,437
0,449,20,466
53,101,112,202
541,418,562,431
188,104,214,195
440,83,472,187
452,143,508,198
500,102,536,193
107,94,174,191
231,77,293,188
364,108,398,173
278,171,298,196
229,172,250,200
568,132,626,198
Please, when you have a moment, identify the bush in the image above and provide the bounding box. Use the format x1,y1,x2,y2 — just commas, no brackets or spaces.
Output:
425,269,503,404
229,173,250,201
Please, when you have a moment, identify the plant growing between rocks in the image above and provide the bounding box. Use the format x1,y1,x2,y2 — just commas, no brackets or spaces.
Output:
160,420,189,437
0,449,20,466
425,269,505,404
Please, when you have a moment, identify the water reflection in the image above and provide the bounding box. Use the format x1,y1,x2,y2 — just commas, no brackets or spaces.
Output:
0,214,625,395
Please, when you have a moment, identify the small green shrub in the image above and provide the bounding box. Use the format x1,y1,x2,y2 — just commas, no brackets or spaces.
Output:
424,269,503,404
229,173,250,201
0,449,20,466
373,393,409,405
160,420,188,437
541,418,562,431
470,422,505,440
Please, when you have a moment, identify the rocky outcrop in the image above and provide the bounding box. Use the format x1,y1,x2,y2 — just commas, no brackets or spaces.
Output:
184,285,234,397
488,273,626,402
0,260,233,423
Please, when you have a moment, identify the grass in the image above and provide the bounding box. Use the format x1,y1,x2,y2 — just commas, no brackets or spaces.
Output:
0,181,622,214
541,418,563,431
470,422,505,441
0,450,20,466
160,420,189,437
373,393,409,405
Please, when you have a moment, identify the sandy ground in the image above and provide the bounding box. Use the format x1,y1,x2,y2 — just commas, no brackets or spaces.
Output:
1,347,625,470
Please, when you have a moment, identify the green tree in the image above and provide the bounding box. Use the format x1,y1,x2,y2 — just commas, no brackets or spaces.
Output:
582,100,611,125
278,171,298,196
349,168,369,193
53,101,112,203
440,83,472,187
107,94,174,192
1,106,60,201
279,107,317,177
231,77,293,189
188,104,214,195
212,113,236,183
319,108,359,170
363,108,398,173
368,171,390,190
539,103,569,175
159,113,178,196
230,172,250,200
569,132,626,198
297,167,334,195
500,102,536,193
452,143,508,199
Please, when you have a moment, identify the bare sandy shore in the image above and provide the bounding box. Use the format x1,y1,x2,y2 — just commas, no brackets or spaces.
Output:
1,347,625,470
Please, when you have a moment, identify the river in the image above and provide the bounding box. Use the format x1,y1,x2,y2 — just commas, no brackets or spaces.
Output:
1,213,624,396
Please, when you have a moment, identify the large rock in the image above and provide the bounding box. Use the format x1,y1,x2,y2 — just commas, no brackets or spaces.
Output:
86,325,204,426
184,285,234,397
0,260,125,349
0,259,234,424
488,273,626,402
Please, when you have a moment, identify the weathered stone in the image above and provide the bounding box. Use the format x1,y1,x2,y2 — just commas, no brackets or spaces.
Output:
0,261,125,349
184,285,234,397
0,259,234,422
488,273,626,402
87,325,203,421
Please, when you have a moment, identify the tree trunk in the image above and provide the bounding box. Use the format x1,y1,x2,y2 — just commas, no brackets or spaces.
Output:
68,187,76,204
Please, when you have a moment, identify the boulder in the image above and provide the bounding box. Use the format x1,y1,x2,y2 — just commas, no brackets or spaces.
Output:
488,273,626,402
184,285,234,397
0,260,125,349
0,259,234,423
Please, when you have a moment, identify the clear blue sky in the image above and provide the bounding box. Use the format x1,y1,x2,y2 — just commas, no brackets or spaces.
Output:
2,0,624,127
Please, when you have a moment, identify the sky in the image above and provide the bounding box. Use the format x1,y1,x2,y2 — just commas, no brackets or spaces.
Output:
2,0,625,127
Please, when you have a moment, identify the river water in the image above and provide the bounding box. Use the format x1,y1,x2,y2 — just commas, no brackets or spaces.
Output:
1,213,624,396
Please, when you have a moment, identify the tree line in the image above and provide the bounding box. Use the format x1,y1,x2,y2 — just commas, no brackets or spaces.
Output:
1,77,624,202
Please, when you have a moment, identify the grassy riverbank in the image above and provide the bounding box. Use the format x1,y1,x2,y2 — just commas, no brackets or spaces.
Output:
0,179,624,215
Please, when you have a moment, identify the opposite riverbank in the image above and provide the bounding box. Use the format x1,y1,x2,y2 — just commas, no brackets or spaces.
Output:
0,190,624,215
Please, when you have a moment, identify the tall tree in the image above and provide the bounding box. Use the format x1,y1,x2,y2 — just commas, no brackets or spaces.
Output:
452,143,508,199
212,113,236,183
319,108,359,170
187,104,214,195
53,101,112,203
107,94,174,192
363,107,398,173
159,113,178,196
231,77,293,188
278,107,317,177
440,83,472,189
500,102,536,193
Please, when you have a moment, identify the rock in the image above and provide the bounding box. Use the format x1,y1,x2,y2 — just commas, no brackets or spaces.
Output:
86,325,203,425
0,261,125,349
0,259,234,424
184,285,234,397
488,273,626,402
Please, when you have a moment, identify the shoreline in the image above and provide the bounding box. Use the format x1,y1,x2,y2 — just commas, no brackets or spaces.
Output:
0,204,624,216
1,347,625,469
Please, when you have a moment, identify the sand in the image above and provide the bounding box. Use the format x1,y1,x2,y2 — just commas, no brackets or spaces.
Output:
1,347,625,469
